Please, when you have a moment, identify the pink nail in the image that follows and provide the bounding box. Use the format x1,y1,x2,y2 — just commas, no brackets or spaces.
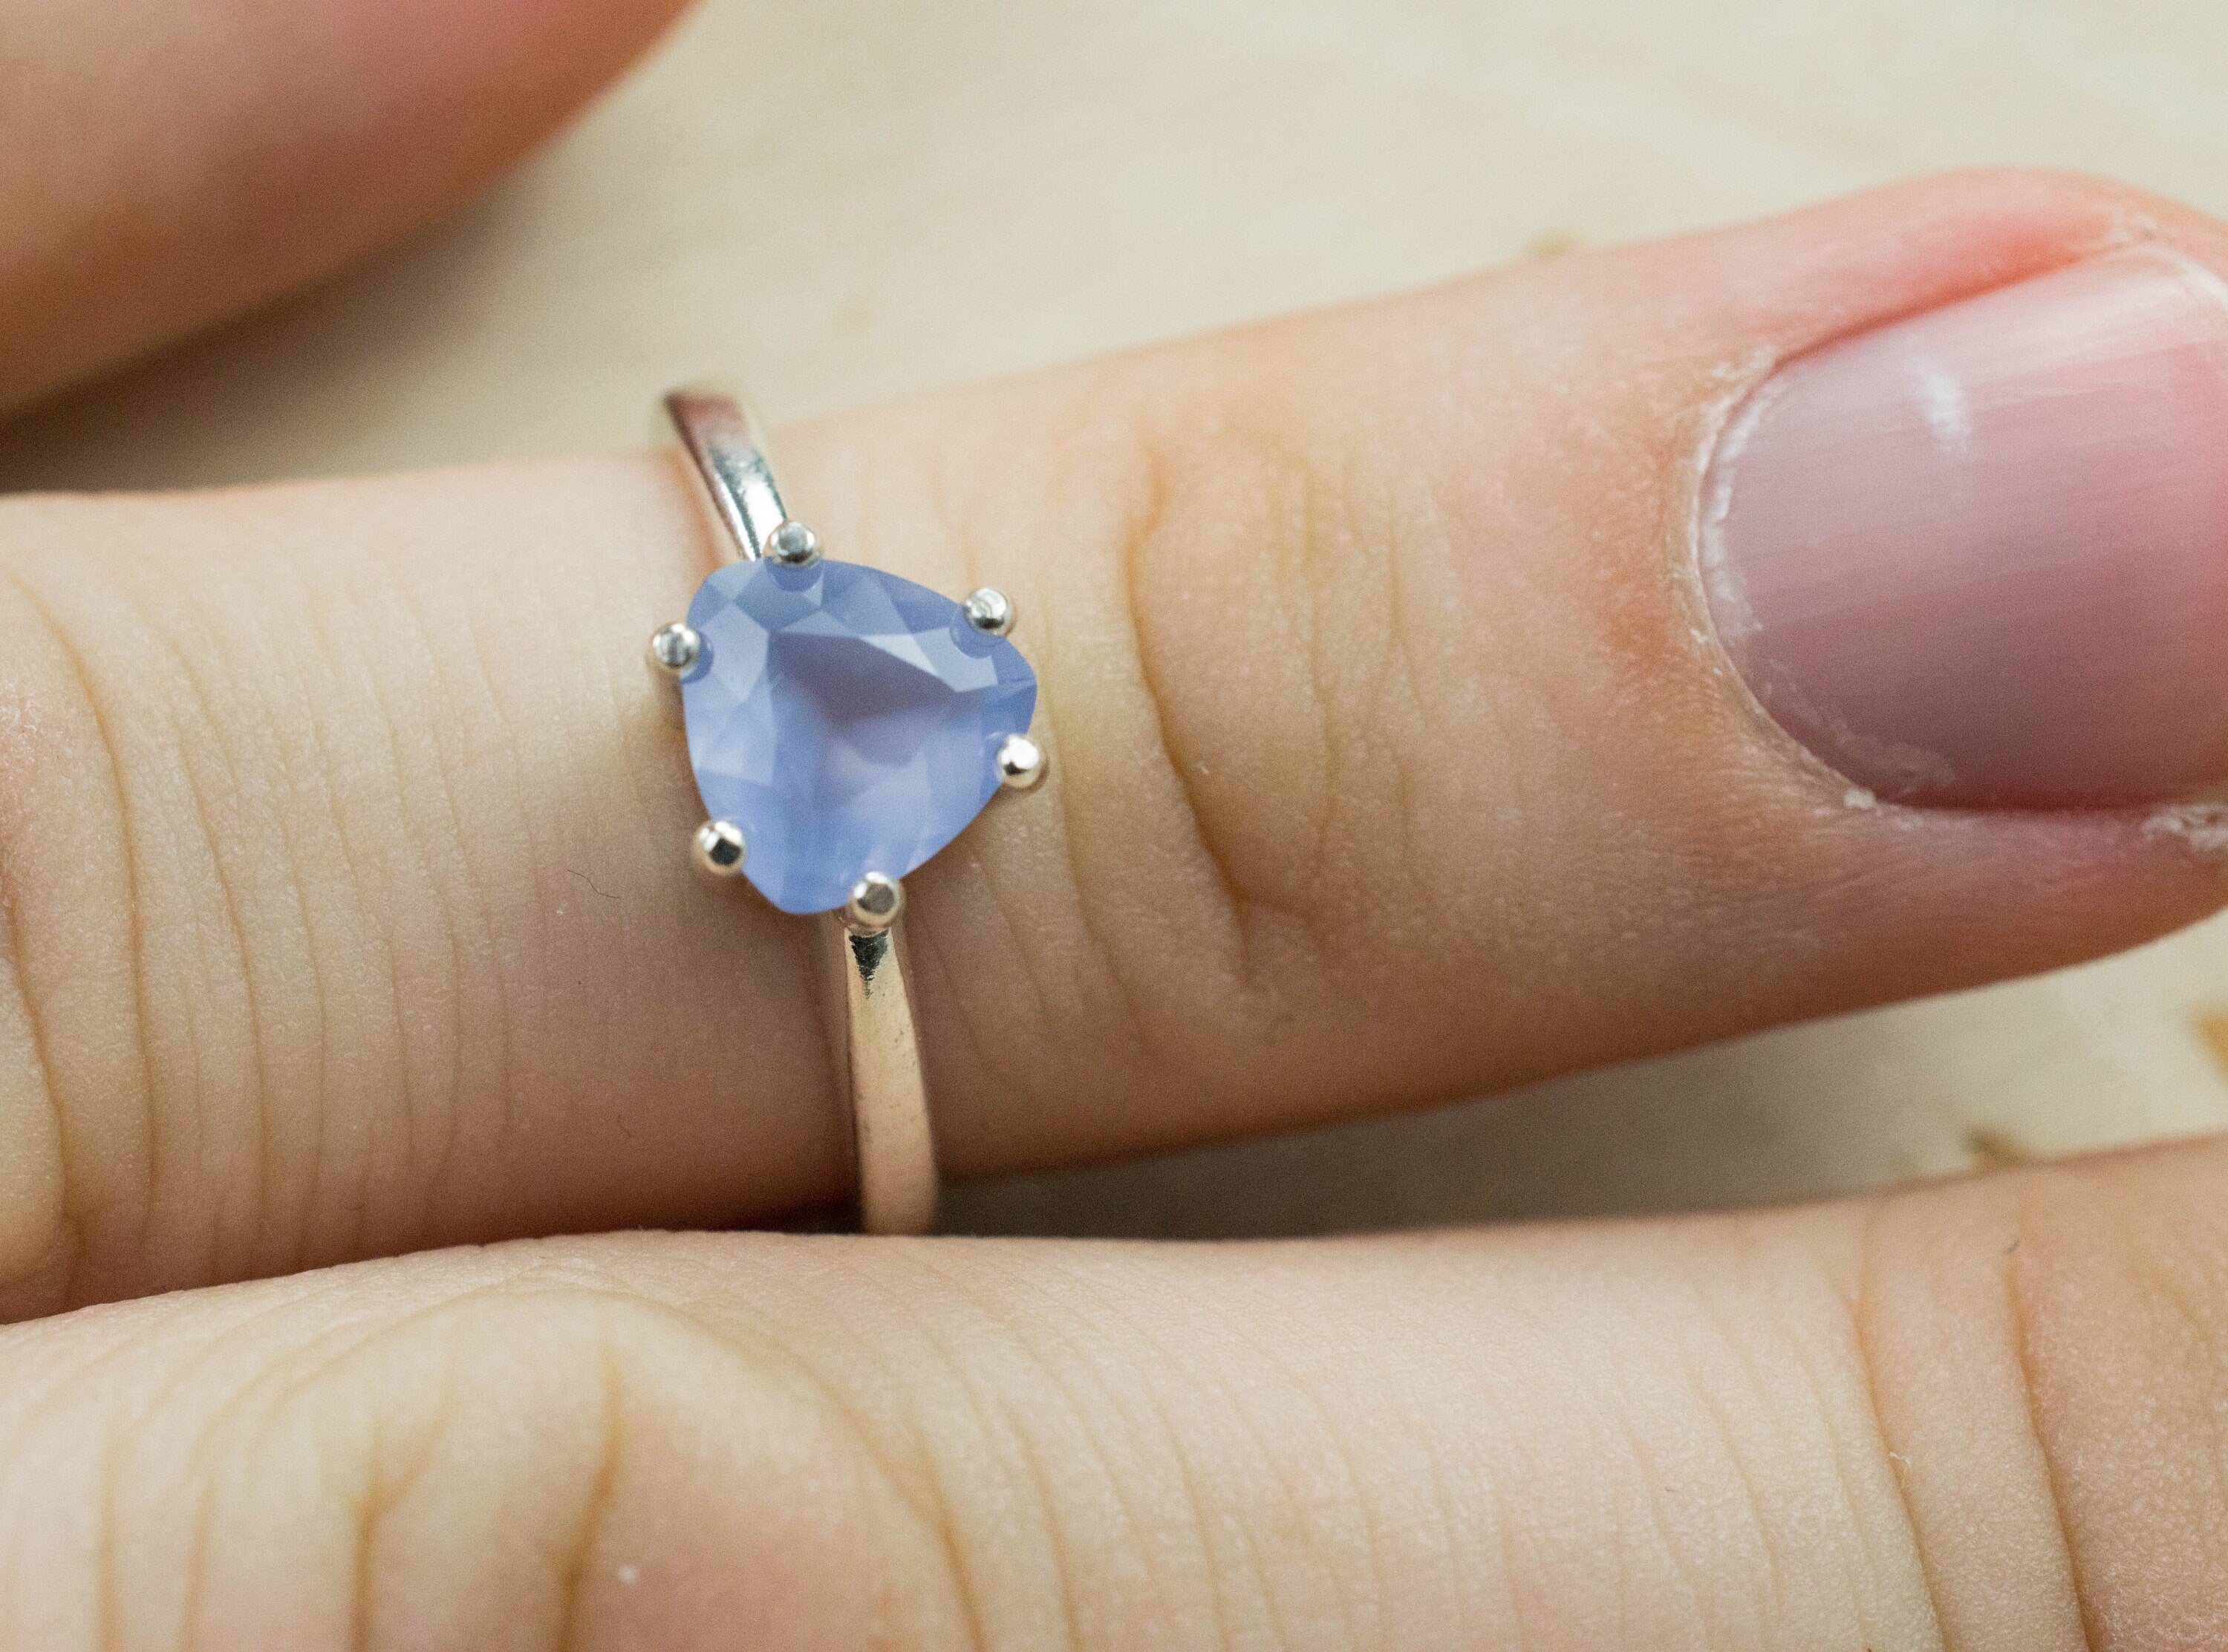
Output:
1701,248,2228,807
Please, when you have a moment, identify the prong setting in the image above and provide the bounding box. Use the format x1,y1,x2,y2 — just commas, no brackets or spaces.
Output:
648,621,702,677
693,820,748,876
996,733,1046,791
962,587,1016,635
766,519,822,567
844,872,905,934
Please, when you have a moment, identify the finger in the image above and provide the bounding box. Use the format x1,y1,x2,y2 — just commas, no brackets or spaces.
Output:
0,0,688,411
10,169,2228,1308
3,1140,2227,1645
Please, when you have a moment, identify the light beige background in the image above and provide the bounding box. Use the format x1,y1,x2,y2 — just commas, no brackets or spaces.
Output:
4,0,2227,1236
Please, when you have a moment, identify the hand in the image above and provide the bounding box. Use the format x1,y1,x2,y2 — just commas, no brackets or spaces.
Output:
4,4,2227,1645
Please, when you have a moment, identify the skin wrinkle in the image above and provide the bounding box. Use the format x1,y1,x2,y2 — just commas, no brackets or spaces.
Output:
1667,1261,1795,1638
1201,1267,1390,1647
380,576,476,1257
921,840,1045,1131
1714,1230,1896,1639
1999,1181,2116,1650
1138,402,1344,989
1720,1247,1880,1639
403,546,537,1250
1372,463,1438,962
2152,1254,2228,1539
341,555,439,1262
0,1299,135,1644
547,1342,626,1652
611,1285,983,1651
945,452,1094,1123
1375,1360,1480,1648
747,1258,991,1652
1844,1209,1950,1652
994,1331,1126,1650
95,1400,123,1652
162,1284,437,1652
889,1244,1093,1651
462,551,587,1239
0,672,68,1296
346,1411,382,1652
1163,1253,1367,1645
180,1282,507,1648
334,1347,483,1652
137,564,276,1291
0,942,68,1299
1532,1273,1701,1645
146,1274,577,1645
225,553,331,1284
983,705,1105,1129
0,543,154,1305
573,651,679,1195
146,1262,452,1627
365,525,533,1252
1045,1265,1238,1649
2058,1178,2228,1645
1599,1368,1716,1642
286,557,405,1275
1793,1302,1941,1645
1027,422,1163,1084
531,1245,987,1641
215,540,341,1282
1023,1250,1263,1642
272,564,365,1278
1299,457,1349,926
137,705,225,1297
1117,408,1266,1002
106,1282,361,1648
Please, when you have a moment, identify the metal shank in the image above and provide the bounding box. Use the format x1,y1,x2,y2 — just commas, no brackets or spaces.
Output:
832,925,937,1234
665,389,788,564
665,391,940,1234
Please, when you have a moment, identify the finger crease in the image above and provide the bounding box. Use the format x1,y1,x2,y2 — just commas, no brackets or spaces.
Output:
1848,1203,1950,1651
0,552,153,1302
1998,1203,2106,1648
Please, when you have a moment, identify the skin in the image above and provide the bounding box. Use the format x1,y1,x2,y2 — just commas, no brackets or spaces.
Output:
3,3,2228,1645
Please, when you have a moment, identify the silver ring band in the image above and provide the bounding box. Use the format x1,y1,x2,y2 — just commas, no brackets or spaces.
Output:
665,390,940,1235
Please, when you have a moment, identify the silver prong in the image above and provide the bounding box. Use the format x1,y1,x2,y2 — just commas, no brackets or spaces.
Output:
996,733,1046,792
962,587,1015,636
844,872,905,935
693,820,747,877
648,621,702,678
766,519,821,567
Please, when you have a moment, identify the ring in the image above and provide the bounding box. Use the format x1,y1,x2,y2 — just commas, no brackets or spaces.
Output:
651,390,1044,1233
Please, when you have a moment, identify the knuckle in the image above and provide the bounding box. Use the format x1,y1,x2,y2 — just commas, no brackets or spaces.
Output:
16,1250,984,1651
1009,347,1444,1104
1116,346,1428,936
910,340,1464,1137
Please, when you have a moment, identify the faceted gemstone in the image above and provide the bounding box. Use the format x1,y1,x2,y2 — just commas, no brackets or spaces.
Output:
678,558,1038,914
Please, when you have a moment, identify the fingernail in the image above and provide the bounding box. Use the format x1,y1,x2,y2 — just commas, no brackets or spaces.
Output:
1701,247,2228,807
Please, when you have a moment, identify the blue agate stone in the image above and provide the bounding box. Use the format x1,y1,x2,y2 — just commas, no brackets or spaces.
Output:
678,558,1038,914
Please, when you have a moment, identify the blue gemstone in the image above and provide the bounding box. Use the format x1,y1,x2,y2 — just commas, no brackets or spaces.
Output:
678,558,1038,914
